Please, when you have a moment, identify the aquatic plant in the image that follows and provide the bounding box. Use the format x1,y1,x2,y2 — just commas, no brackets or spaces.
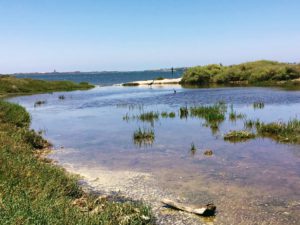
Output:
224,130,256,142
155,76,164,80
58,95,65,100
244,119,261,129
138,111,159,122
133,127,155,146
179,106,189,119
190,142,197,155
161,112,168,118
253,102,265,109
256,119,300,144
34,100,46,107
168,112,176,118
122,113,131,122
161,111,176,118
229,111,245,121
190,103,227,124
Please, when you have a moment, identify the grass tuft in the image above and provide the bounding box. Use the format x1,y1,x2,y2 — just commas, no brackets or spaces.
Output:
133,128,155,146
224,130,256,142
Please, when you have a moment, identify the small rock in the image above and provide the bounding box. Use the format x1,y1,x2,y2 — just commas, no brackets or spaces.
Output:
204,149,213,156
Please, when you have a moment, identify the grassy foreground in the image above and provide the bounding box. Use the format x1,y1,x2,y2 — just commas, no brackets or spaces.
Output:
0,77,154,224
0,75,94,97
181,60,300,86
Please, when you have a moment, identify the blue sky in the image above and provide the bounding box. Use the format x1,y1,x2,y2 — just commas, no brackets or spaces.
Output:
0,0,299,73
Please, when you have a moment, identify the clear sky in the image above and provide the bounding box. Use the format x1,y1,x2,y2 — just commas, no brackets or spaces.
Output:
0,0,299,73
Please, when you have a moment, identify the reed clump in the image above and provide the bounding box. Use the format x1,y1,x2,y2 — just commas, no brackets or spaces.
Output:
256,119,300,143
138,111,159,123
190,103,227,124
179,106,189,119
133,128,155,146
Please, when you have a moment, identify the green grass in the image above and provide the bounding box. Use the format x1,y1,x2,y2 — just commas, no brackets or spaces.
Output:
181,60,300,85
224,130,256,142
0,75,94,96
256,119,300,144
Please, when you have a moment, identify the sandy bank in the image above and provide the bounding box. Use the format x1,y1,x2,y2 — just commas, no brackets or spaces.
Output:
123,78,182,86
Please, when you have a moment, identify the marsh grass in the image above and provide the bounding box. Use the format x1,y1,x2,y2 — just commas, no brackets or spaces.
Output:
190,103,227,124
138,111,159,123
229,111,245,121
256,119,300,143
179,106,189,119
224,130,256,142
244,119,261,129
253,102,265,109
133,128,155,147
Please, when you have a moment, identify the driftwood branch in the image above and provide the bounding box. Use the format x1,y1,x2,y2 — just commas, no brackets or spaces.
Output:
161,198,216,216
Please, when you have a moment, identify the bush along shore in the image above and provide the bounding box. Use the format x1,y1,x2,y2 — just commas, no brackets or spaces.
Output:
0,77,154,225
181,60,300,87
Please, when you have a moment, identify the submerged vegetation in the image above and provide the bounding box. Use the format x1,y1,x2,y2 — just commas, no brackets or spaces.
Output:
181,60,300,86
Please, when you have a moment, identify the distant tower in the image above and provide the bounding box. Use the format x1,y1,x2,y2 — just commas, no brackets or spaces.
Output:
171,67,174,77
53,69,57,73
